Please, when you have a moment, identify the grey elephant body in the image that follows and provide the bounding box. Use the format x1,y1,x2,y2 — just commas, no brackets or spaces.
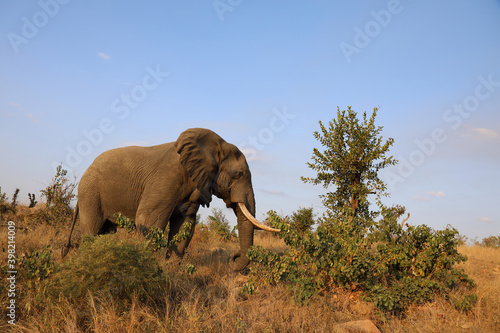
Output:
79,142,197,234
65,128,268,270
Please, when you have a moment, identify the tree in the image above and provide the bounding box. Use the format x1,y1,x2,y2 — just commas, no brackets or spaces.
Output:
301,106,397,223
10,188,20,213
39,164,78,223
28,193,38,208
0,187,8,220
206,208,236,241
290,207,315,235
0,187,20,219
248,107,476,313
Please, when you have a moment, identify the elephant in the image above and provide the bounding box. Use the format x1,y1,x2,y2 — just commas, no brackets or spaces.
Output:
62,128,279,271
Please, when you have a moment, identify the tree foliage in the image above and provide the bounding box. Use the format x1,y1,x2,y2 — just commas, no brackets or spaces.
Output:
477,235,500,248
30,164,78,225
248,211,475,313
28,192,38,208
203,208,237,241
302,106,397,221
0,187,10,219
40,164,77,213
247,107,476,314
290,207,315,235
0,187,21,219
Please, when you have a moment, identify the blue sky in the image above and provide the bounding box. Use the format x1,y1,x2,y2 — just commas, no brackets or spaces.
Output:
1,0,499,240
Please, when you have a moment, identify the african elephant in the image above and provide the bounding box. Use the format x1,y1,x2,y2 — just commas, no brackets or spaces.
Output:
62,128,279,271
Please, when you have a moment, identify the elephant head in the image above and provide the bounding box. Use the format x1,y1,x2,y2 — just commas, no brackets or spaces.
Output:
175,128,279,270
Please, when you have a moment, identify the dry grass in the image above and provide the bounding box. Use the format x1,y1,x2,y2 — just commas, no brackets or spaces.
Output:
1,209,499,332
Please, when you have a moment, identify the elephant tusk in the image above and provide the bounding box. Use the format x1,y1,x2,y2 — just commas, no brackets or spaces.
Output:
237,202,280,233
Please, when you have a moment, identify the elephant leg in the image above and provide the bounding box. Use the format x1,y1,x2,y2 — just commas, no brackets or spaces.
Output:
135,202,172,233
176,216,197,255
166,209,198,260
165,214,187,260
79,196,106,235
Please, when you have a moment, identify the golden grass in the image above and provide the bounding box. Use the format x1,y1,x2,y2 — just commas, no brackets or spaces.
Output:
1,210,499,332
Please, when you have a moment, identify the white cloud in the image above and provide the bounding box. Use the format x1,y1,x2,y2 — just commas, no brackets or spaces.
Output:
462,127,499,141
8,102,23,111
121,141,150,147
7,102,39,122
427,191,446,198
240,148,266,162
413,195,429,201
445,125,500,164
98,52,111,60
414,191,445,201
261,189,288,197
477,217,494,223
472,128,499,139
26,113,38,123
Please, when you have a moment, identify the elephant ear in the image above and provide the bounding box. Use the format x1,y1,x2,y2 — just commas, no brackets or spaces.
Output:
175,128,223,206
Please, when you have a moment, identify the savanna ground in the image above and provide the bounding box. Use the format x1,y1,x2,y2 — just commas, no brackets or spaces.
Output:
1,205,499,333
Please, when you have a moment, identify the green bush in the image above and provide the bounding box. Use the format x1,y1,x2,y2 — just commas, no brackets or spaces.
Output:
167,216,197,247
43,234,166,311
40,165,77,212
20,245,54,286
114,212,196,250
477,235,500,248
147,227,168,250
247,210,476,313
0,186,7,218
28,192,38,208
0,187,20,219
10,188,19,213
203,208,236,241
114,212,137,232
26,164,77,225
249,108,477,314
184,264,197,275
290,207,315,235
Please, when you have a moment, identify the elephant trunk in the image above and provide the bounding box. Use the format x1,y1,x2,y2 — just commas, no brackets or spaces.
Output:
229,192,257,271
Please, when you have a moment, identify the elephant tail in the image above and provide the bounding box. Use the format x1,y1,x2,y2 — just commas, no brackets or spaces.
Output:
61,202,79,258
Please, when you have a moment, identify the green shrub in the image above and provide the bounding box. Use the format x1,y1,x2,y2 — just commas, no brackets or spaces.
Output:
0,186,7,219
114,212,196,250
0,187,20,218
114,212,136,232
20,245,54,287
184,264,197,275
10,188,19,213
290,207,315,235
43,234,166,311
203,208,236,241
248,108,477,314
28,193,37,208
477,235,500,248
247,210,476,313
146,227,168,250
40,165,77,211
168,216,197,247
26,164,77,225
452,294,478,312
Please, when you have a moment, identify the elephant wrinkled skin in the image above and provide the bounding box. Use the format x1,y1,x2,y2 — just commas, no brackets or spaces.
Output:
62,128,278,270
